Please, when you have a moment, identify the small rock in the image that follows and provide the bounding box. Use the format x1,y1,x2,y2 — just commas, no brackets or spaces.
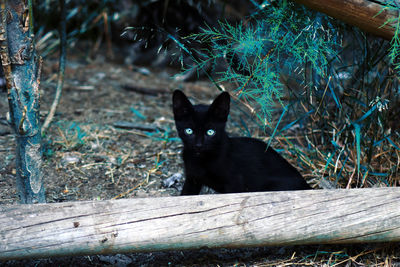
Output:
319,178,337,189
61,153,80,166
134,67,151,76
162,173,183,188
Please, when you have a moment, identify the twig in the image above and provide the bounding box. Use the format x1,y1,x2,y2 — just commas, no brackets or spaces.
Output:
42,0,66,134
122,84,169,96
102,11,113,59
331,247,382,267
112,181,145,200
314,76,332,116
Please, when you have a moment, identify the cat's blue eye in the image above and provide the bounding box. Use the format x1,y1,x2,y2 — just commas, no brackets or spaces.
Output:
184,128,193,135
206,129,216,136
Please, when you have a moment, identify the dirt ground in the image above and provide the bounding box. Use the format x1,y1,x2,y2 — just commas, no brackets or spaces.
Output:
1,46,400,266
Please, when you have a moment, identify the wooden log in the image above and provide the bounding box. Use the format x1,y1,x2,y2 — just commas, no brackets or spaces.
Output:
292,0,398,40
1,187,400,260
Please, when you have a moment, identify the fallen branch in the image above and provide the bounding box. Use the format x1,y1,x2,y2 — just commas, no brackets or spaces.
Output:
1,187,400,260
112,121,161,131
122,84,170,96
292,0,398,40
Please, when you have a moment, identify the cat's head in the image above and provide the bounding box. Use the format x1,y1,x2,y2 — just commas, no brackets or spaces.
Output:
172,90,230,155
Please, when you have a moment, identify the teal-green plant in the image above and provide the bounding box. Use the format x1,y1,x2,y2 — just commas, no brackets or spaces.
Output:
180,0,340,127
52,121,88,151
379,0,400,73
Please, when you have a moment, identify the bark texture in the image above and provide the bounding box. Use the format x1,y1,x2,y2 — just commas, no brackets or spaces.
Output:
0,0,45,203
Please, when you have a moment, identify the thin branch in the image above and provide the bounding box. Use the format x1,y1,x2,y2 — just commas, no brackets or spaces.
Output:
42,0,66,134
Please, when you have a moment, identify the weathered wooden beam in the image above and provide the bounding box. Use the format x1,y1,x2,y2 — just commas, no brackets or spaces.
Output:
1,187,400,260
292,0,398,40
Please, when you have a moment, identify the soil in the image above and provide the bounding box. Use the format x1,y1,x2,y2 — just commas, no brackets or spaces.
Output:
1,45,399,266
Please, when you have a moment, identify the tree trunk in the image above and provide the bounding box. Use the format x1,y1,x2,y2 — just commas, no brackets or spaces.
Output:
1,188,400,260
0,0,45,203
292,0,398,40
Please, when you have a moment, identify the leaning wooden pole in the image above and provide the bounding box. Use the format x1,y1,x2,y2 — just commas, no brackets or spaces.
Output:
1,187,400,260
292,0,398,40
0,0,45,203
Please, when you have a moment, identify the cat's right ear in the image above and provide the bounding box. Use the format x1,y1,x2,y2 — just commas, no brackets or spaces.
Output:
172,90,193,120
208,91,230,122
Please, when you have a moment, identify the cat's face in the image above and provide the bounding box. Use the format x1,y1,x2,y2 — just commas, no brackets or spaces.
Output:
173,90,230,156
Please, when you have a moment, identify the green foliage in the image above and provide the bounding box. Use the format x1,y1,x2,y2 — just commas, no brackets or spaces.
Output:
182,0,340,126
381,0,400,73
145,127,180,143
130,106,147,120
52,121,88,151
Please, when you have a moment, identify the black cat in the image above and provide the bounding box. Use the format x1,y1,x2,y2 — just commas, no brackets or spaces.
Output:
172,90,311,195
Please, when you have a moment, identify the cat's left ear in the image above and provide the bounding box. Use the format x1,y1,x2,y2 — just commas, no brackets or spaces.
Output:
209,92,230,122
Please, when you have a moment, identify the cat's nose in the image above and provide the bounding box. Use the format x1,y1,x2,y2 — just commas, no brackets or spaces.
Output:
195,142,202,149
194,139,203,149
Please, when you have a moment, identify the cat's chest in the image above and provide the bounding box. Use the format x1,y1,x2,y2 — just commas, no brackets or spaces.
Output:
183,153,224,176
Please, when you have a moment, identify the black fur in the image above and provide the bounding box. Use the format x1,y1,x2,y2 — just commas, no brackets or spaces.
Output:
172,90,311,195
